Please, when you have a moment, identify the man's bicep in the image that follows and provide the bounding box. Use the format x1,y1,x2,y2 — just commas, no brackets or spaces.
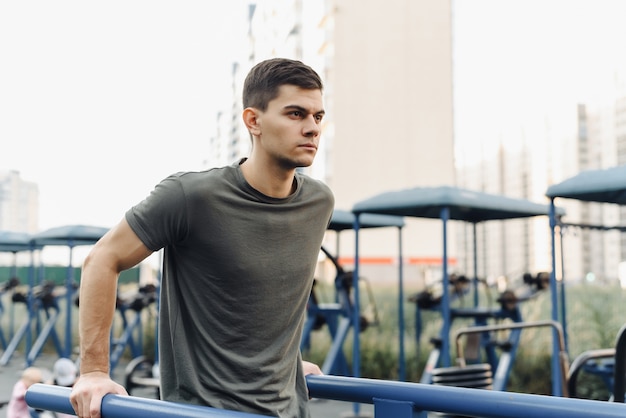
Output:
94,218,154,272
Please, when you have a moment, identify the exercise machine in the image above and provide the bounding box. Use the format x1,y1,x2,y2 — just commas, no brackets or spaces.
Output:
301,246,378,376
413,272,549,390
0,280,65,366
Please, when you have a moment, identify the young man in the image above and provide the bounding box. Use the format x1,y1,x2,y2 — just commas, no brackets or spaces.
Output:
70,58,334,418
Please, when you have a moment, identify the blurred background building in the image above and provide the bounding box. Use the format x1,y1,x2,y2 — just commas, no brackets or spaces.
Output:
0,170,38,233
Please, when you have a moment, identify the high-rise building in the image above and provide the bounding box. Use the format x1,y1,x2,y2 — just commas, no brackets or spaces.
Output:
556,97,626,283
0,170,39,233
327,0,455,281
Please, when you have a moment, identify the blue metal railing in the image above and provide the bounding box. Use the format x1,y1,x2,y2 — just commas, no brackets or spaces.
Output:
27,375,626,418
25,384,262,418
307,375,626,417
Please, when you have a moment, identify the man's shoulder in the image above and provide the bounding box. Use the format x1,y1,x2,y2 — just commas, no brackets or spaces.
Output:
299,174,333,196
169,164,238,183
297,174,335,211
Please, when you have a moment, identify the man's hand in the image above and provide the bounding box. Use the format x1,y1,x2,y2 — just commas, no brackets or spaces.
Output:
302,361,322,400
302,360,322,376
70,371,128,418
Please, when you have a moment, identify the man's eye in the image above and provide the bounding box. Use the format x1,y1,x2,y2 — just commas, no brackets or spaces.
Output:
315,115,324,122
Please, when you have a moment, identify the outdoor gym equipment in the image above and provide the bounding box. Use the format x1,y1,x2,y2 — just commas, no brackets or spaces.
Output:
76,283,158,374
0,277,20,349
111,284,157,371
415,271,549,389
300,209,404,378
301,245,376,376
546,164,626,400
0,280,66,366
30,224,109,359
122,252,162,394
353,185,561,395
0,225,108,367
0,230,38,351
124,354,160,397
451,319,569,394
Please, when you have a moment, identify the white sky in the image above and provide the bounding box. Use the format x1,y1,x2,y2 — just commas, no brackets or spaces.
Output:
453,0,626,165
0,1,248,232
2,0,626,234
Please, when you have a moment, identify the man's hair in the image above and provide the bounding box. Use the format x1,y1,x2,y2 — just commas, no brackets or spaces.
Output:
243,58,323,111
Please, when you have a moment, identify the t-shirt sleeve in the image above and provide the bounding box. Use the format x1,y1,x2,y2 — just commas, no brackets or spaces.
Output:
125,175,189,251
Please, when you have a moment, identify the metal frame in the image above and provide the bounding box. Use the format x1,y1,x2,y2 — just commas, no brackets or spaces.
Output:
546,164,626,398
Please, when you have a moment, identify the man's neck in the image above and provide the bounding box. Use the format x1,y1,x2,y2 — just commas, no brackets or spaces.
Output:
239,158,296,198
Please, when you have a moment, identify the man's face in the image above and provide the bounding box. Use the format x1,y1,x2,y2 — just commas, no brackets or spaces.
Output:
254,84,325,169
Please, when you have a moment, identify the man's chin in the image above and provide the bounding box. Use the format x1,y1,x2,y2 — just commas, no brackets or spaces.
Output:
286,158,314,169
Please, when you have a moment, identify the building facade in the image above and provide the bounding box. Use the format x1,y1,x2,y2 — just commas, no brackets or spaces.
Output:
0,170,39,233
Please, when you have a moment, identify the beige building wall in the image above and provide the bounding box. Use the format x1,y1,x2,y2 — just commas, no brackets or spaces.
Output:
325,0,455,281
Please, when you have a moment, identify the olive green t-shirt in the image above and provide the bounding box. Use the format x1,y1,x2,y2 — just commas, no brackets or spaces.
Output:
125,161,334,417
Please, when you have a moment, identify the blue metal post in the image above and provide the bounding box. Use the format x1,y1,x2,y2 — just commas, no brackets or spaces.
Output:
374,398,426,418
352,214,361,416
548,199,563,396
440,207,450,367
26,247,36,361
397,226,405,381
558,225,568,352
65,241,75,358
472,223,479,307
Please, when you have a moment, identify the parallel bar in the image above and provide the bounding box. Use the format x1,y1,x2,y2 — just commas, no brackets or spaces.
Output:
306,375,626,418
28,375,626,418
25,384,263,418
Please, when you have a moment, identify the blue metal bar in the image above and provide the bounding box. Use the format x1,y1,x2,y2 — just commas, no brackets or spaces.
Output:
352,214,361,416
0,296,6,350
27,375,626,418
109,309,143,372
440,207,450,367
0,310,33,365
397,225,405,381
306,375,626,418
26,251,36,361
321,316,351,375
472,222,478,307
613,323,626,402
548,199,563,396
64,242,75,358
558,225,568,352
374,398,426,417
26,384,263,418
26,305,63,366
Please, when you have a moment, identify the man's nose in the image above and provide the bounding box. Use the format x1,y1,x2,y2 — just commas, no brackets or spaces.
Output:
303,115,320,136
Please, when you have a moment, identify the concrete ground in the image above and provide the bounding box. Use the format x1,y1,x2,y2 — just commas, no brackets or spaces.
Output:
0,352,374,418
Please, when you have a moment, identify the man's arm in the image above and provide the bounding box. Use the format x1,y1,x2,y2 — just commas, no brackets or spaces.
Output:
70,218,154,418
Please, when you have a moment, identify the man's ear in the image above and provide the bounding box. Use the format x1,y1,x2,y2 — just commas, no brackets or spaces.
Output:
242,107,261,136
